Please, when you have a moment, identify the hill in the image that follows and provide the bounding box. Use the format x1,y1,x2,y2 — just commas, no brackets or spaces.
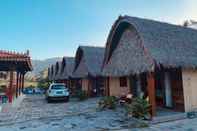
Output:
25,57,62,80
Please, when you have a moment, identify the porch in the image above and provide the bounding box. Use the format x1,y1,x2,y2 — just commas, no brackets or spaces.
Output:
129,67,185,117
79,77,105,97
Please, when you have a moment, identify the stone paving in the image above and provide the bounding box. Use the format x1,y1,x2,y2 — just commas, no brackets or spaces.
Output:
1,95,197,131
0,95,99,125
142,118,197,131
119,118,197,131
0,95,142,130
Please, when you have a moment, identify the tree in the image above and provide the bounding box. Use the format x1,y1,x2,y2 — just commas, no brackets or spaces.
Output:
37,78,50,90
37,68,51,90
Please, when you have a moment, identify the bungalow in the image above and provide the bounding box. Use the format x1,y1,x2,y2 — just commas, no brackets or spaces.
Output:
47,57,76,92
102,16,197,116
50,64,56,82
48,64,54,81
54,61,62,83
73,46,105,96
59,57,75,91
55,61,60,82
0,50,32,103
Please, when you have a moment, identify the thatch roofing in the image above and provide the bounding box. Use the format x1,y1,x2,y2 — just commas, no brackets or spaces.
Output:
48,67,51,80
103,16,197,77
48,57,75,81
60,57,75,79
54,61,62,80
50,64,55,81
73,46,105,78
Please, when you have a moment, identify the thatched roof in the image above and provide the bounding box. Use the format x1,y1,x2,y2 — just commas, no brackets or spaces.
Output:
51,63,58,81
103,16,197,77
48,57,75,81
60,57,75,79
54,61,62,80
49,64,55,81
48,67,51,80
73,46,105,78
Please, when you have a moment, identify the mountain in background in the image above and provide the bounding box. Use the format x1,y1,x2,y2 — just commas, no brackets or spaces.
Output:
25,57,62,80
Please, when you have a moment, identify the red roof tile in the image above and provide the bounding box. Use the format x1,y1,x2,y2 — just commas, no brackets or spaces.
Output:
0,50,32,71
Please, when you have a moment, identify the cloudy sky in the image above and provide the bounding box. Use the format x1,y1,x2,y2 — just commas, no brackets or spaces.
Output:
0,0,196,59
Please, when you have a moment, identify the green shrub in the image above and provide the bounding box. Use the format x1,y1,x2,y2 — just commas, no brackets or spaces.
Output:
75,90,88,101
137,122,149,128
125,97,151,120
98,96,117,110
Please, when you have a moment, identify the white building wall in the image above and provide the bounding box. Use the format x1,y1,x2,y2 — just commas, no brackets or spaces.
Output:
109,77,130,97
182,69,197,112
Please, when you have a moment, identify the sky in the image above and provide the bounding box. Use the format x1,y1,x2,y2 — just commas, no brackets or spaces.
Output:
0,0,197,60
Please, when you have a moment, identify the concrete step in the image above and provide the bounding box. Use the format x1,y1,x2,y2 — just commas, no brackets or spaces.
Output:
150,113,187,124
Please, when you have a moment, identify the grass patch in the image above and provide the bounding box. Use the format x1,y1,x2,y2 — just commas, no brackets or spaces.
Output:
24,81,38,87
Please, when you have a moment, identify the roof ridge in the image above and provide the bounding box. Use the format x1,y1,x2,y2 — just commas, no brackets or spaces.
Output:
121,15,193,30
79,45,104,48
0,50,29,57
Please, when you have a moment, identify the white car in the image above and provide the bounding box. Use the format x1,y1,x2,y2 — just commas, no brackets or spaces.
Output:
46,83,69,102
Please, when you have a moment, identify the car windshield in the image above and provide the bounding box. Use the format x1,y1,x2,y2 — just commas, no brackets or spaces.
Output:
51,85,65,90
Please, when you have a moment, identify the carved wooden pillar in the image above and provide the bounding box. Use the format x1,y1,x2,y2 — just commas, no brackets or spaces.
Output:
18,73,20,96
21,73,25,93
147,72,156,117
19,73,23,95
16,72,19,98
8,71,14,103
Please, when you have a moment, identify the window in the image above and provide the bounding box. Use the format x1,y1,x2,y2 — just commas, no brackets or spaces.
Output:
51,84,65,90
119,77,127,87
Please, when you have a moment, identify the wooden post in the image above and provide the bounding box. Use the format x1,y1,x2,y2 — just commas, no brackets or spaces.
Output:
105,77,110,96
69,80,71,91
65,80,67,87
147,72,156,117
68,80,70,92
136,75,142,97
70,80,72,89
104,78,107,96
87,79,91,97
